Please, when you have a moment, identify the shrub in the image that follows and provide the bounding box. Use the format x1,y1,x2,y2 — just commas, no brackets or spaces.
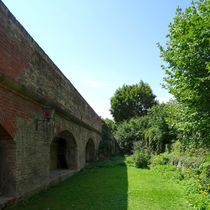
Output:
150,153,170,166
125,155,134,166
132,150,150,168
145,103,177,154
152,157,210,209
186,192,209,210
114,117,148,154
151,164,180,180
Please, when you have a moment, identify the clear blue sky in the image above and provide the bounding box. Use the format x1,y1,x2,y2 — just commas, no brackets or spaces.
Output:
3,0,192,118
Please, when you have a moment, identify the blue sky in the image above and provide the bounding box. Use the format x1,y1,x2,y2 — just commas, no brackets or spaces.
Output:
3,0,192,118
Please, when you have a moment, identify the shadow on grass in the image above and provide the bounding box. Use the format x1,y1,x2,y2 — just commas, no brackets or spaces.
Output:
10,156,128,210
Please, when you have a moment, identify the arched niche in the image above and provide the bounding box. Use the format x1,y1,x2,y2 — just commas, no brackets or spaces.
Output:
86,138,95,163
0,124,16,196
50,131,77,171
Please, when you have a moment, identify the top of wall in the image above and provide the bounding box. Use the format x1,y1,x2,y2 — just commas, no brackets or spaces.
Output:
0,0,101,133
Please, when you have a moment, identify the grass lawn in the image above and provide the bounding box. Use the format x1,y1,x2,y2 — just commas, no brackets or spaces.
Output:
10,156,192,210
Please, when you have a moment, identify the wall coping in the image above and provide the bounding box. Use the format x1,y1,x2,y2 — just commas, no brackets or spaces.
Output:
0,0,100,120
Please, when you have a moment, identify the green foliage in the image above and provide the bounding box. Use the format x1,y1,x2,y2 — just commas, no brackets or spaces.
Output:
113,103,177,154
165,100,210,147
113,117,148,154
151,164,180,180
151,162,210,209
124,155,134,166
159,0,210,147
11,156,192,210
100,119,116,158
151,145,210,209
161,141,209,168
187,193,209,210
159,0,210,113
145,104,177,153
102,118,117,131
150,153,170,166
132,141,150,168
132,149,150,168
110,80,156,122
182,162,210,210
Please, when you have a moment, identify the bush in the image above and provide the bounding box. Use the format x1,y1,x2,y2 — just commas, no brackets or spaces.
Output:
151,154,210,209
125,155,134,166
150,153,170,166
186,192,209,210
151,164,180,180
132,150,150,168
145,103,177,154
114,117,148,154
183,162,210,209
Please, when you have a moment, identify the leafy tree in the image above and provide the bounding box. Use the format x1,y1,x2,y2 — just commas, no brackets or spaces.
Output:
145,104,177,153
113,117,148,154
165,100,210,147
113,104,176,154
159,0,210,114
159,0,210,146
102,118,117,132
110,80,156,122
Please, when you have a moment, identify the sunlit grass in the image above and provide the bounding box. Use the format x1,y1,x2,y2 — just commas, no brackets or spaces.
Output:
10,156,191,210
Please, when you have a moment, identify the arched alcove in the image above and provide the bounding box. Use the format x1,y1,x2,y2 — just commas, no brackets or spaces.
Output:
50,131,77,173
0,124,16,196
86,138,95,163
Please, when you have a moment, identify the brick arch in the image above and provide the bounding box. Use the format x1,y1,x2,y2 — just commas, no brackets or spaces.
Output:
86,135,100,152
50,130,78,170
0,112,16,140
85,138,96,163
0,125,12,140
0,123,16,196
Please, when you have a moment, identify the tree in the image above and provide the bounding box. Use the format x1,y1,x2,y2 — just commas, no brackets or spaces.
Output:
110,80,156,122
165,100,210,147
113,104,176,154
159,0,210,114
145,104,177,153
113,117,149,154
159,0,210,146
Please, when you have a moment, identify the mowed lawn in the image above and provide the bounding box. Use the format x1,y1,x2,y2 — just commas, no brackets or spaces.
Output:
10,157,191,210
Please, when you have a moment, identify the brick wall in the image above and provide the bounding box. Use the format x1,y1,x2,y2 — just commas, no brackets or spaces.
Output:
0,0,102,201
0,0,101,133
0,86,41,138
0,0,101,202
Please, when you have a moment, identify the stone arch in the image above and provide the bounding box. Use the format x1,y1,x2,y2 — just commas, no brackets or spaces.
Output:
0,112,16,139
86,138,95,163
0,124,16,196
50,131,77,171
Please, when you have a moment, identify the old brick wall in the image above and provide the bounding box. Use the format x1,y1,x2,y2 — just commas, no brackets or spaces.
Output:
0,86,48,196
0,127,16,196
0,0,102,199
0,1,101,133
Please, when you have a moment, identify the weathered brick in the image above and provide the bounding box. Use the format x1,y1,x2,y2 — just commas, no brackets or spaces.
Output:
0,0,102,206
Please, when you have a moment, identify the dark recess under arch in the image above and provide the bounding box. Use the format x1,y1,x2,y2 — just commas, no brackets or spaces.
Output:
0,125,16,196
86,139,95,163
50,131,77,171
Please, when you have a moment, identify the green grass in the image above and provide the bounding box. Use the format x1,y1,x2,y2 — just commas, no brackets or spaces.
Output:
10,156,192,210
